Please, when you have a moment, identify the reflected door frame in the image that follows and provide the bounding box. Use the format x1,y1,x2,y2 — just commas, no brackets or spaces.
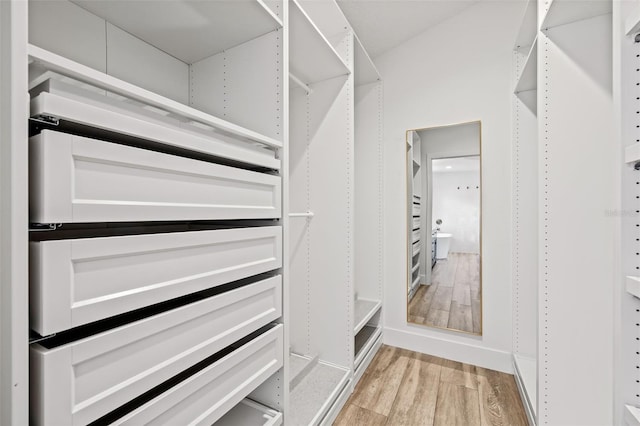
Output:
424,150,479,288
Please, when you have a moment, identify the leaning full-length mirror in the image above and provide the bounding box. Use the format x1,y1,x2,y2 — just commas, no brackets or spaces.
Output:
407,121,482,335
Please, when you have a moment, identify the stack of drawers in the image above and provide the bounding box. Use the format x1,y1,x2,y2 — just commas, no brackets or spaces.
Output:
28,76,284,425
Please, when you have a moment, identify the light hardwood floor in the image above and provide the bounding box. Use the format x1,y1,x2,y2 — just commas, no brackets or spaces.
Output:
408,253,481,334
334,345,527,426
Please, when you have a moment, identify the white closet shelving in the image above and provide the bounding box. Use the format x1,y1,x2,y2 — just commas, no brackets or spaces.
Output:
288,1,354,424
353,32,384,386
408,130,423,302
534,0,613,423
288,1,384,423
1,0,383,423
15,0,287,424
511,1,538,424
618,2,640,425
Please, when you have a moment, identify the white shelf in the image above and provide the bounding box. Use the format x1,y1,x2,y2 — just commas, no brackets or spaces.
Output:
625,405,640,426
290,0,350,85
626,4,640,35
541,0,612,31
215,399,282,426
354,325,382,368
289,361,350,426
354,35,380,86
514,0,538,51
70,0,282,64
626,276,640,299
354,299,382,334
28,45,282,149
626,142,640,164
412,262,420,273
513,354,537,422
515,38,537,94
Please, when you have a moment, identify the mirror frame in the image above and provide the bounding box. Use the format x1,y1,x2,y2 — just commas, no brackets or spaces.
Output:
405,120,483,336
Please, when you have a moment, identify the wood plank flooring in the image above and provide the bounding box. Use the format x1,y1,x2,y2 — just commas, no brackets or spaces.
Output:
334,345,527,426
408,253,481,334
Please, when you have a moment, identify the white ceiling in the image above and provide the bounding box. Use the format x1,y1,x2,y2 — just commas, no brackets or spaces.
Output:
432,156,480,173
336,0,480,58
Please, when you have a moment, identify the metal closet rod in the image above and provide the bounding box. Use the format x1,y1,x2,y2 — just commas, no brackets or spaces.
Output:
288,212,314,218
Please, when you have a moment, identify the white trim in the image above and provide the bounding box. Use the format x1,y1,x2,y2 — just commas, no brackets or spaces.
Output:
383,327,512,373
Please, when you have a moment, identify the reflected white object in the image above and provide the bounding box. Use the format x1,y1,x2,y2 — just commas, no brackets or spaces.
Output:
435,233,452,259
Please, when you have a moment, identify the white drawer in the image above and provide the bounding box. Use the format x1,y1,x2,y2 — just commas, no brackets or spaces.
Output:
412,241,421,257
29,130,281,223
30,82,280,170
412,229,420,243
412,203,420,216
412,216,420,230
30,276,282,426
114,326,284,426
30,227,282,335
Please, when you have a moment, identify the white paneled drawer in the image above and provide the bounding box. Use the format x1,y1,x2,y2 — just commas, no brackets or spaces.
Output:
412,216,420,230
31,78,280,170
412,241,421,257
29,130,281,223
412,203,420,216
30,276,282,426
30,226,282,335
412,229,420,243
113,326,284,426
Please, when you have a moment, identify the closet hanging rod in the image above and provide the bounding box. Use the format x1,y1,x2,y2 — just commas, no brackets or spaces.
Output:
288,212,314,218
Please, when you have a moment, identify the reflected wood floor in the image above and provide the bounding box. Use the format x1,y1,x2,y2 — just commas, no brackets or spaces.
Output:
408,253,480,334
334,345,527,426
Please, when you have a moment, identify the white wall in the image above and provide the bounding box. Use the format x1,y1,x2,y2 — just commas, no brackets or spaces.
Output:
376,0,524,372
432,169,480,254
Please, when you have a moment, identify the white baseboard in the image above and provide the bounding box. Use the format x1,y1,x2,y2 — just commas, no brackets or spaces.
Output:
383,327,512,373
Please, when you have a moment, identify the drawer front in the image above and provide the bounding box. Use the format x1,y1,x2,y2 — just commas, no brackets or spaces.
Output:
412,203,420,216
31,89,280,170
30,227,282,335
114,325,284,426
30,276,282,426
412,241,421,257
412,217,420,230
29,130,281,223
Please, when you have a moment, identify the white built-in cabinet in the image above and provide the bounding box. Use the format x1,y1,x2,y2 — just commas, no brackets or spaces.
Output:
0,0,383,424
511,0,614,424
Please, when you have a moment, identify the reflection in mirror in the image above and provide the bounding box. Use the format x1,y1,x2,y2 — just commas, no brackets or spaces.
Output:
407,121,482,335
